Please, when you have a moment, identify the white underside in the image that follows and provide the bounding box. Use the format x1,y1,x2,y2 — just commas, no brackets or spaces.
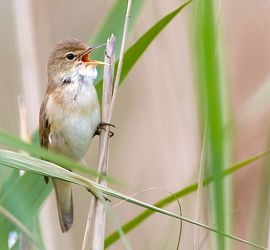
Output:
47,66,100,160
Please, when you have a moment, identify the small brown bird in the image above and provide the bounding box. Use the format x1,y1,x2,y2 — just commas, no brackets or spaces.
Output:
39,38,106,232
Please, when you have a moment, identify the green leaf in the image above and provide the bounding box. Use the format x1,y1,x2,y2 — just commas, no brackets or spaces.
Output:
0,149,100,197
0,130,115,181
0,149,267,250
95,0,193,98
0,129,115,248
0,205,43,249
0,172,51,249
193,0,231,249
91,0,145,85
105,149,270,248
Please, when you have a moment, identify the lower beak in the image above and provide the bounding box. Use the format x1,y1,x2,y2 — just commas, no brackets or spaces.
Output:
80,44,108,66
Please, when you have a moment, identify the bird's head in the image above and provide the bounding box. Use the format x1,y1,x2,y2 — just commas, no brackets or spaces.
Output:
47,37,106,85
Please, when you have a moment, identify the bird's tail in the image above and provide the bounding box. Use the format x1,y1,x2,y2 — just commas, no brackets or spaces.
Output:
53,179,73,232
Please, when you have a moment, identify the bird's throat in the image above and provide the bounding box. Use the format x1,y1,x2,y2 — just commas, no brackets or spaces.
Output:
62,64,98,85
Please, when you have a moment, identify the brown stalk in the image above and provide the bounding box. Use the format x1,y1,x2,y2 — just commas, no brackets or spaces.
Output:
18,96,31,144
82,35,116,250
91,35,116,250
82,0,132,248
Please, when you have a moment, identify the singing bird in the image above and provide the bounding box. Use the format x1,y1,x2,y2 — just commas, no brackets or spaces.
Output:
39,38,106,232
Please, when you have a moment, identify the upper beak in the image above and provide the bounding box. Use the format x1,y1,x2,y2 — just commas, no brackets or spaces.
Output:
80,44,108,66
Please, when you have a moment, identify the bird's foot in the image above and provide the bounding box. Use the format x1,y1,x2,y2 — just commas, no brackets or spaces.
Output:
94,122,115,138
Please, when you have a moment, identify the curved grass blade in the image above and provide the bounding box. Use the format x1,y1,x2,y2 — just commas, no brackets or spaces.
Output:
0,149,101,198
0,149,267,250
0,129,118,248
0,150,130,249
95,0,193,98
0,130,119,184
105,149,270,248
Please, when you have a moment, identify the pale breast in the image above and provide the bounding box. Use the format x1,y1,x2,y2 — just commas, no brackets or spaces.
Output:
46,82,100,160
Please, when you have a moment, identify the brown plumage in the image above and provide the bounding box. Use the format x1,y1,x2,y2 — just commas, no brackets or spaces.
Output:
39,38,105,232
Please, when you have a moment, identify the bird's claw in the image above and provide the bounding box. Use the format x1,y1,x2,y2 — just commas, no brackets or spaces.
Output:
94,122,115,138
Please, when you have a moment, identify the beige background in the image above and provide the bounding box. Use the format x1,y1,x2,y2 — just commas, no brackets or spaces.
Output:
1,0,270,249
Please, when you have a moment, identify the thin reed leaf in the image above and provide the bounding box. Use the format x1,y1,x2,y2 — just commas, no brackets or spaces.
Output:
105,149,270,247
0,149,267,250
95,0,193,98
90,0,145,86
193,0,231,249
0,130,117,182
0,206,43,249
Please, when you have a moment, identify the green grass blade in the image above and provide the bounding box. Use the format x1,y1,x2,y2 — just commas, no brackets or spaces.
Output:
91,0,144,58
0,169,20,197
0,122,265,249
95,0,193,98
0,149,95,190
0,130,119,184
0,206,43,249
0,129,98,176
0,172,51,249
105,149,270,248
193,1,230,249
91,0,145,85
0,149,267,250
101,188,265,250
0,173,52,223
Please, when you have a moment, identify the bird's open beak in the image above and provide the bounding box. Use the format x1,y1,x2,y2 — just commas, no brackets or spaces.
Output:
80,44,109,66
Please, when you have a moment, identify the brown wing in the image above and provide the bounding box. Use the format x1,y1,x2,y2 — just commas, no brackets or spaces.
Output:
39,96,50,183
39,96,50,148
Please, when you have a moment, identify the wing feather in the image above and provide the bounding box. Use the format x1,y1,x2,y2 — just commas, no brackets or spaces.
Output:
39,96,50,183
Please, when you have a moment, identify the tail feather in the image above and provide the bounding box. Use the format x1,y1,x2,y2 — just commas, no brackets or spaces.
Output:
53,179,73,232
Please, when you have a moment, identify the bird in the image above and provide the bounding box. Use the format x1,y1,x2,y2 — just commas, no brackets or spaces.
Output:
39,37,106,232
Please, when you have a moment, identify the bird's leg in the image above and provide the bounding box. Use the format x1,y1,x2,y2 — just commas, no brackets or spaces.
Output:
94,122,115,138
44,176,49,184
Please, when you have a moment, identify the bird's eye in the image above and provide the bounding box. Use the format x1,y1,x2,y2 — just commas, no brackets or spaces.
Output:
65,52,75,61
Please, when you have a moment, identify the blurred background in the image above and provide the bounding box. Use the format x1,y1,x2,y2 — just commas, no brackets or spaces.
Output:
1,0,270,249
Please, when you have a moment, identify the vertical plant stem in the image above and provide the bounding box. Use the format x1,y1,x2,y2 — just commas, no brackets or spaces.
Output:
83,1,132,248
91,36,116,250
12,0,41,131
193,1,231,249
18,96,31,144
82,36,115,250
108,0,133,122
